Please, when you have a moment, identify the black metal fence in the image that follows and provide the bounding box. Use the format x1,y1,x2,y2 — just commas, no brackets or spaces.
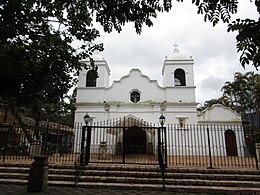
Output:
0,119,259,169
166,123,257,169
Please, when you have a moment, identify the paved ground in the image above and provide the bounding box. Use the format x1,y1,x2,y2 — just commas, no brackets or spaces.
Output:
0,184,212,195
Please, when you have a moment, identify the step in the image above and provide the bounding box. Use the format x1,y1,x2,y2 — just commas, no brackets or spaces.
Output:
166,185,260,194
0,178,27,185
78,175,163,184
0,173,28,180
0,166,29,173
49,181,260,194
80,169,161,177
75,182,164,191
1,163,260,194
166,178,260,188
3,171,260,189
166,172,260,181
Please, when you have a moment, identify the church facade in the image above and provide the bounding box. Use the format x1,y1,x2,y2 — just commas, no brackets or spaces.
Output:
75,48,198,126
74,48,244,158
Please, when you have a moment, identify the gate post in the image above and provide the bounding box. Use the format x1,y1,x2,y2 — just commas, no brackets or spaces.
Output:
85,126,92,165
27,155,49,192
80,125,86,165
207,127,213,169
122,117,126,164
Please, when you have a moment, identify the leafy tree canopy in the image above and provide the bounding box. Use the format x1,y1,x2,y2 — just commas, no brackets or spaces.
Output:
221,72,260,115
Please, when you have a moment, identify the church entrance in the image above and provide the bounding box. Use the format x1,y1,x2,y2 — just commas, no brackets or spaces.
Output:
79,116,163,165
225,130,238,156
125,126,146,154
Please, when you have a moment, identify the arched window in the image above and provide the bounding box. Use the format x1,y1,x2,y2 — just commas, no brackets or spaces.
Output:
174,68,186,86
86,70,97,87
130,91,140,103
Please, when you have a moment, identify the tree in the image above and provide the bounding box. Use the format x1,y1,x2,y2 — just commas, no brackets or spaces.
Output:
43,89,77,127
228,16,260,70
221,72,260,122
0,0,101,140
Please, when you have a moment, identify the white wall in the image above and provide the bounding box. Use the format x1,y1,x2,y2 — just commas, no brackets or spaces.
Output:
198,104,241,124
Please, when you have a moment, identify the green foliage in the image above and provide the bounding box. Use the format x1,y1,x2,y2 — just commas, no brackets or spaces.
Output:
227,0,259,70
200,72,260,115
221,72,260,116
0,0,102,105
88,0,165,34
195,0,238,26
0,0,102,129
228,18,260,70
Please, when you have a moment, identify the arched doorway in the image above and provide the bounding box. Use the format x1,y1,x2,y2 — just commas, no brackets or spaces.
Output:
225,130,238,156
125,126,146,154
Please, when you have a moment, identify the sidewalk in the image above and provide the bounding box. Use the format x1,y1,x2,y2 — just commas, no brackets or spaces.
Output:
0,184,204,195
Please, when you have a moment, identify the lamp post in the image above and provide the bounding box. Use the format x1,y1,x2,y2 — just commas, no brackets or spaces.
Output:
80,113,92,165
84,113,93,165
158,114,166,190
158,114,167,167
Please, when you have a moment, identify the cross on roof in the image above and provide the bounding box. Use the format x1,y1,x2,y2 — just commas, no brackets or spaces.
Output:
173,43,179,53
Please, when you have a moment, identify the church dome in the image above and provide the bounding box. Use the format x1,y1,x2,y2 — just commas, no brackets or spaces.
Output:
166,46,192,60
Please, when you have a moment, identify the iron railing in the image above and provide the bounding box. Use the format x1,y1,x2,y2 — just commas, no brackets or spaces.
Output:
0,120,259,170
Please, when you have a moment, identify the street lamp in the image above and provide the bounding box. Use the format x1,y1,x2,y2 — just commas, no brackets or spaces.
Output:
159,114,165,126
83,113,92,126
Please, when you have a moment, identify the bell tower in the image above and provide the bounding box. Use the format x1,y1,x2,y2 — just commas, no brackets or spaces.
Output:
78,54,110,88
162,45,195,88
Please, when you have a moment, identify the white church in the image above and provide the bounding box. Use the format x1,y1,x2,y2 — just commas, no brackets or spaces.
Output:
74,47,241,126
73,47,245,158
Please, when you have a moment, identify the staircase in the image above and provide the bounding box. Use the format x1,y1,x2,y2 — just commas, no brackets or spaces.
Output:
1,162,260,194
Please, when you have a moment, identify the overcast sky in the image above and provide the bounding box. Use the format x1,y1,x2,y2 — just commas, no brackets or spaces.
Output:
94,1,259,105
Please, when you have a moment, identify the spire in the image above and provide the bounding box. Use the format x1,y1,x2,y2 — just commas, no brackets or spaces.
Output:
173,43,179,54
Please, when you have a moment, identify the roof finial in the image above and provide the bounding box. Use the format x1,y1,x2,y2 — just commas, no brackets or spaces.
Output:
173,43,179,54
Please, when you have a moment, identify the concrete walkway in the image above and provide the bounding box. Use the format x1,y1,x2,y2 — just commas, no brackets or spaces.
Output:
0,184,209,195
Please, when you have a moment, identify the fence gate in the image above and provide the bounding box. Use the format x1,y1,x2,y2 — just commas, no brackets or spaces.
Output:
79,117,164,165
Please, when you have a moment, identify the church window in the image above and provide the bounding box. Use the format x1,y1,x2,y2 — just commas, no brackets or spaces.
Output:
174,68,186,86
86,70,97,87
130,91,140,103
178,118,185,128
176,117,187,128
